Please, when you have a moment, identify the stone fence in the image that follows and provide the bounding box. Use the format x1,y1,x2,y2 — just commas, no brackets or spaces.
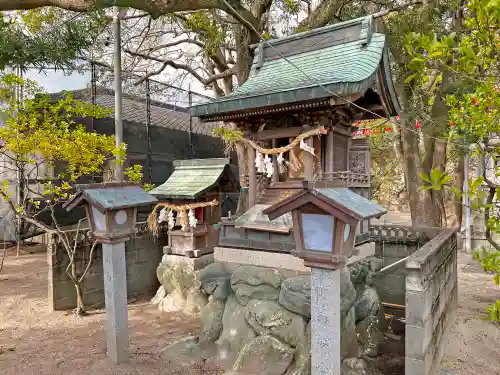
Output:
47,224,162,311
370,225,441,310
405,228,458,375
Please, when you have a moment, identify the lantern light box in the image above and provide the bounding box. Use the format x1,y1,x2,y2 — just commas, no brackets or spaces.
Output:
63,182,158,244
263,183,387,270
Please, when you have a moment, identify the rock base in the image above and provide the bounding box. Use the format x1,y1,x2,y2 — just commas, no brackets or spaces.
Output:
159,257,388,375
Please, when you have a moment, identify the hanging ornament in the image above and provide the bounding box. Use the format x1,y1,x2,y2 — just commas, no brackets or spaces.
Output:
415,120,421,129
188,209,198,228
158,207,167,223
385,127,391,132
449,121,455,127
299,139,315,155
471,116,475,121
472,97,478,105
396,114,400,121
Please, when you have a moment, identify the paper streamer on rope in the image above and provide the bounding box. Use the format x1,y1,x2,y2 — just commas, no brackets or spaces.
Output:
147,199,219,235
188,209,198,228
167,210,175,229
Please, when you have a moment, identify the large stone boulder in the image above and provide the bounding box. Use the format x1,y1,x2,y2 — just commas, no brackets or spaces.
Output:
285,322,311,375
279,276,311,318
342,358,368,375
231,335,295,375
217,295,257,362
155,263,208,314
341,307,361,359
199,297,226,345
199,263,232,300
340,267,358,319
231,265,283,306
184,288,209,315
353,286,380,323
245,300,307,347
356,315,384,357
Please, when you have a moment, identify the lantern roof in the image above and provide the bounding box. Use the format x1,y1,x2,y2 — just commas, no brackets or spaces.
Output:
263,186,386,222
63,182,158,212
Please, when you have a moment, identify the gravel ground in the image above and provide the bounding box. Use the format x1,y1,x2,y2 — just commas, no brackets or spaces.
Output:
0,245,221,375
1,243,500,375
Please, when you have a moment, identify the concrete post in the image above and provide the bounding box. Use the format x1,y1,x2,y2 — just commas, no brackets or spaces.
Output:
102,242,128,363
311,267,341,375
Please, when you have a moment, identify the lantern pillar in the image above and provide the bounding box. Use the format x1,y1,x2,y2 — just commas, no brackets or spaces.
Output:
311,267,341,375
102,241,129,363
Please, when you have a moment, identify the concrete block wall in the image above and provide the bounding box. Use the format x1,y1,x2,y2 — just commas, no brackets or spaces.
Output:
47,233,162,311
373,241,419,306
405,228,458,375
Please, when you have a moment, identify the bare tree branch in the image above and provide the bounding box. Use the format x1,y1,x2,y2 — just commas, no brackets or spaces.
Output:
124,49,236,86
0,0,260,30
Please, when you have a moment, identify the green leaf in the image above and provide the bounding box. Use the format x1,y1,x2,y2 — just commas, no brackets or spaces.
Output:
405,73,418,84
420,172,431,183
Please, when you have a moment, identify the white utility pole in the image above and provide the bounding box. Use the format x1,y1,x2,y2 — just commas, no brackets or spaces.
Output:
464,137,471,253
113,7,124,182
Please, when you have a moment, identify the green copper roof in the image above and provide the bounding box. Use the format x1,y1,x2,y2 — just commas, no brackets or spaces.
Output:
149,158,238,199
234,203,293,233
191,15,400,120
314,187,387,220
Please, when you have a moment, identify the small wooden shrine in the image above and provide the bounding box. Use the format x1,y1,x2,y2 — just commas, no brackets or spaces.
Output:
190,15,400,251
147,158,239,258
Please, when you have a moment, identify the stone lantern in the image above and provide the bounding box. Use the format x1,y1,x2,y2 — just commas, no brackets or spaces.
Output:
64,182,157,244
263,182,386,375
63,182,157,364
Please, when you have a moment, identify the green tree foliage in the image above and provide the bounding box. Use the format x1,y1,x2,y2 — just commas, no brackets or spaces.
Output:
0,9,105,70
0,73,149,314
411,0,500,319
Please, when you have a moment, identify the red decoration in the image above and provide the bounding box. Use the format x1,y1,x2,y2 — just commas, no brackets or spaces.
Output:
472,97,477,105
415,120,421,129
395,114,400,121
449,121,455,127
471,116,475,121
385,127,391,132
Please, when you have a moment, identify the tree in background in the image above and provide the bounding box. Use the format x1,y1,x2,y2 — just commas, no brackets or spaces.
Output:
409,0,500,319
0,73,151,314
1,0,492,228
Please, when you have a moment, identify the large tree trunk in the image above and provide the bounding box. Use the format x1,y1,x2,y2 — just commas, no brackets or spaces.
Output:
400,86,440,227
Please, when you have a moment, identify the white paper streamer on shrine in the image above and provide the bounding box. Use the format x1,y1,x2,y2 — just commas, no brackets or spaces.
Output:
277,152,286,173
263,154,273,177
255,152,266,173
158,207,167,223
167,210,175,229
299,138,315,155
188,209,198,228
178,211,186,230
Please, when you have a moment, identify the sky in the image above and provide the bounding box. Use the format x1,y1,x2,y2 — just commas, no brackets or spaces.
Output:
25,68,91,93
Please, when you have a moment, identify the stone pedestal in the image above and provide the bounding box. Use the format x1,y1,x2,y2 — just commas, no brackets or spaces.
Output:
165,226,219,258
102,242,129,363
311,267,341,375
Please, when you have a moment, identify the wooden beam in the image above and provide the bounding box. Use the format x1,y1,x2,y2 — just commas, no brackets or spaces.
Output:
303,125,314,181
254,126,304,141
247,146,257,208
271,139,279,183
